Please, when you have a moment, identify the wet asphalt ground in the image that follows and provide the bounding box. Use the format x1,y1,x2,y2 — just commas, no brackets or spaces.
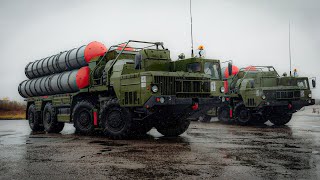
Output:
1,114,320,179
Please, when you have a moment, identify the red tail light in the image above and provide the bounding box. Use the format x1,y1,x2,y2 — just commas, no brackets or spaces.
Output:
192,103,199,110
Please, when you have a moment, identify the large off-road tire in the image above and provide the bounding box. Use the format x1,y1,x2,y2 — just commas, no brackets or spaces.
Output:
43,103,64,133
73,100,95,135
54,122,65,133
132,119,153,135
218,105,232,123
27,104,43,131
155,116,191,137
250,114,268,125
100,99,133,139
269,113,292,126
235,103,252,126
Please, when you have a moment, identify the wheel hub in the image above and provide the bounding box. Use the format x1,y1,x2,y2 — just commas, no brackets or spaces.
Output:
221,110,229,119
239,109,249,120
29,112,34,123
107,110,125,131
79,111,91,127
237,106,251,124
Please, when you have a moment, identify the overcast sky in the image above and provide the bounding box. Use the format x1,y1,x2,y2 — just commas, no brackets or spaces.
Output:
0,0,319,101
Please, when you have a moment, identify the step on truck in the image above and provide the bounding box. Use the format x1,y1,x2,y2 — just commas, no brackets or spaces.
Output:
217,65,315,125
18,40,223,139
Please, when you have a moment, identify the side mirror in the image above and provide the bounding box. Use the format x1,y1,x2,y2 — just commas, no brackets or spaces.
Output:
135,54,142,69
228,62,232,76
312,78,316,88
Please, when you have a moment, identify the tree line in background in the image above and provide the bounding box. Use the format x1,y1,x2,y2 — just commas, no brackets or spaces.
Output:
0,98,26,119
0,98,26,112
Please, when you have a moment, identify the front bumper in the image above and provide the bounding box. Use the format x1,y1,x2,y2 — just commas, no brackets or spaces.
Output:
260,99,315,110
143,95,221,108
139,95,221,121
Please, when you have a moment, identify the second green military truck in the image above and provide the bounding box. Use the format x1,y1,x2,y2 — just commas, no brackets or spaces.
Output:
19,40,224,139
217,65,315,125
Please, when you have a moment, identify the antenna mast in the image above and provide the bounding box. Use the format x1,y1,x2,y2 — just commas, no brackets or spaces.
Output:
190,0,194,57
289,22,292,76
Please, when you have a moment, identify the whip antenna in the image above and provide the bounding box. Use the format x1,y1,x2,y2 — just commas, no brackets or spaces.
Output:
289,22,292,76
190,0,194,57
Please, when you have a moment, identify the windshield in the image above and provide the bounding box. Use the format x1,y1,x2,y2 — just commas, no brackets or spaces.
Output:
204,62,220,79
297,79,309,89
187,63,201,72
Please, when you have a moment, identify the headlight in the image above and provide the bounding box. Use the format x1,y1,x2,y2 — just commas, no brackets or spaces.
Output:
261,95,266,100
151,85,158,93
220,87,225,93
300,91,305,97
308,93,312,98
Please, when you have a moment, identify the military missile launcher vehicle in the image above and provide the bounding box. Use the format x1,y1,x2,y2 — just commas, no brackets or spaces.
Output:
19,40,224,139
217,65,315,125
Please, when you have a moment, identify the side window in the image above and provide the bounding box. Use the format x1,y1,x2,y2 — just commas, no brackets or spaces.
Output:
204,62,220,80
297,79,308,89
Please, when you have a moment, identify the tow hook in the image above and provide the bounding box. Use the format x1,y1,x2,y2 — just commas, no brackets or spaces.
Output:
192,103,199,110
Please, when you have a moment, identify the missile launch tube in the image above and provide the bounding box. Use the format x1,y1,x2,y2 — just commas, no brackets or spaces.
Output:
25,41,107,79
18,66,90,98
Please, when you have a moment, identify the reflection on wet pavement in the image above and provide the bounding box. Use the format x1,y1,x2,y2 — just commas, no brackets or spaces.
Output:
0,114,320,179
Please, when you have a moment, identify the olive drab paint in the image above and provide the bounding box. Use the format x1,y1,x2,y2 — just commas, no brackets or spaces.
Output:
219,65,315,125
20,40,225,139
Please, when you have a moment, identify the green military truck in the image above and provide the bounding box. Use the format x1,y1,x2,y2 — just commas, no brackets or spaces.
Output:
217,65,315,125
18,40,224,139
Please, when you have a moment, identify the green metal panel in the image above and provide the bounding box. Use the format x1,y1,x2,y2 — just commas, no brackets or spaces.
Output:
52,95,71,107
57,114,70,122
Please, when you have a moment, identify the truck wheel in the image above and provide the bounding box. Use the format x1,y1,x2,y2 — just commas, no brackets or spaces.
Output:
235,105,252,125
100,99,133,139
218,105,232,123
73,100,95,135
54,123,65,133
27,104,43,131
132,119,153,136
269,113,292,126
250,114,268,125
155,117,191,137
43,103,64,133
